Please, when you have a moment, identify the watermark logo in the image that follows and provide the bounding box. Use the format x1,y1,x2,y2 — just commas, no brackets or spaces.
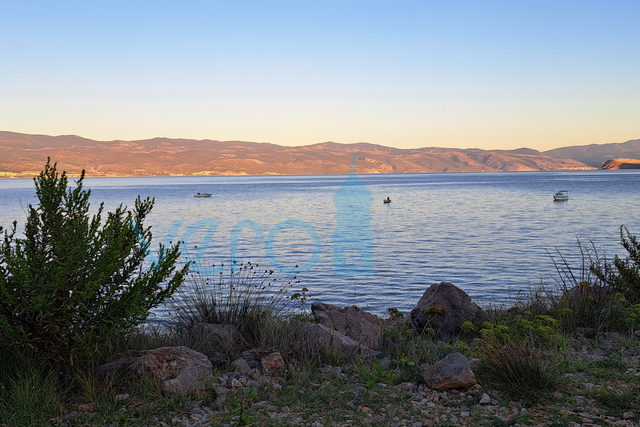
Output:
333,153,374,276
138,153,374,276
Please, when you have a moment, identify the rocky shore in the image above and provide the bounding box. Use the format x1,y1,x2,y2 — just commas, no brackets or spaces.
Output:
52,282,640,427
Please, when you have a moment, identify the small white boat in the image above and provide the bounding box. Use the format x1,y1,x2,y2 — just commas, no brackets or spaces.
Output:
553,190,568,201
194,193,212,198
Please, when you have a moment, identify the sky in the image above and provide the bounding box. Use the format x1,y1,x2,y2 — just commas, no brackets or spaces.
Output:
1,1,639,151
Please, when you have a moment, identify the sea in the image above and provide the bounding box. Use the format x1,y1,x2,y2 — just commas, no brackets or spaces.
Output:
1,170,639,319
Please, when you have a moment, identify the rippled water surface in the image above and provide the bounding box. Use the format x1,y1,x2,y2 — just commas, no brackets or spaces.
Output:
2,170,639,317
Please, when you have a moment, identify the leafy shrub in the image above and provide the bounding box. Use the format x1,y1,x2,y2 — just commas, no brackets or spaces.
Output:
592,226,640,304
0,160,188,366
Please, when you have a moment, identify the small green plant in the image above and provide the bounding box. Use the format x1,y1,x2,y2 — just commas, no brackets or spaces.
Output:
0,160,187,366
354,359,393,387
589,386,640,415
625,303,640,329
234,387,258,426
381,308,411,355
461,320,478,334
290,287,318,321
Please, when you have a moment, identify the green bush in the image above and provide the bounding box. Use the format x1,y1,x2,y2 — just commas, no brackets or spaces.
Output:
0,160,188,366
547,237,637,333
592,226,640,304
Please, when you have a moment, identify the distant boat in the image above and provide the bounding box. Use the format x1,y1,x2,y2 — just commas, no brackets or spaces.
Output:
194,193,212,198
383,197,391,204
553,190,568,201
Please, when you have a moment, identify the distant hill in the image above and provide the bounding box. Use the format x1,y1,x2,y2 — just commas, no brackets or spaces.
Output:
544,139,640,167
601,158,640,170
0,131,592,177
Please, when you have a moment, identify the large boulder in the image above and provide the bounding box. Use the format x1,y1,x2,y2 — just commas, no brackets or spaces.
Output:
97,346,213,396
406,282,484,337
311,303,382,350
296,322,380,360
422,352,477,391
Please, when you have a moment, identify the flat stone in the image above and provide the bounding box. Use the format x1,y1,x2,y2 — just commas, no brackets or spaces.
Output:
422,352,477,391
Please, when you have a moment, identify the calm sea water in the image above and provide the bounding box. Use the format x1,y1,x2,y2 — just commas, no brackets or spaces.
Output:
1,170,639,318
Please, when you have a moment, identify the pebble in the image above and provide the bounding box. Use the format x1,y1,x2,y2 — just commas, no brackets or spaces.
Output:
479,393,491,404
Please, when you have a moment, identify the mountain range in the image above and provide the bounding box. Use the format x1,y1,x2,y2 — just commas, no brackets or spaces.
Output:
1,131,638,177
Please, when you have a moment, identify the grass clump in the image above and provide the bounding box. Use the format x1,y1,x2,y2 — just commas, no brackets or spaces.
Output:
165,260,300,349
477,338,560,405
589,386,640,415
0,356,65,427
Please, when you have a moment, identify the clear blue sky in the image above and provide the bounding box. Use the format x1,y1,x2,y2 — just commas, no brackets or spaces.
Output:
1,1,639,150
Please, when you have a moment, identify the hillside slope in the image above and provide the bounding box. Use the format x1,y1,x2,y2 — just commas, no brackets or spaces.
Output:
0,131,592,177
544,139,640,167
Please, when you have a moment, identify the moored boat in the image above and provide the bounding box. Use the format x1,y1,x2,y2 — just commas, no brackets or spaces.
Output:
553,190,568,201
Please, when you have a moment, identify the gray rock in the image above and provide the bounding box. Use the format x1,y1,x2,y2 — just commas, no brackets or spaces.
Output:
296,322,379,360
312,303,382,350
406,282,484,337
208,352,227,366
240,348,271,361
422,352,477,391
231,358,252,375
97,346,213,396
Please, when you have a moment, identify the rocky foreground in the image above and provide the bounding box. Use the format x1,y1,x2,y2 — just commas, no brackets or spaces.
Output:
54,283,640,427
